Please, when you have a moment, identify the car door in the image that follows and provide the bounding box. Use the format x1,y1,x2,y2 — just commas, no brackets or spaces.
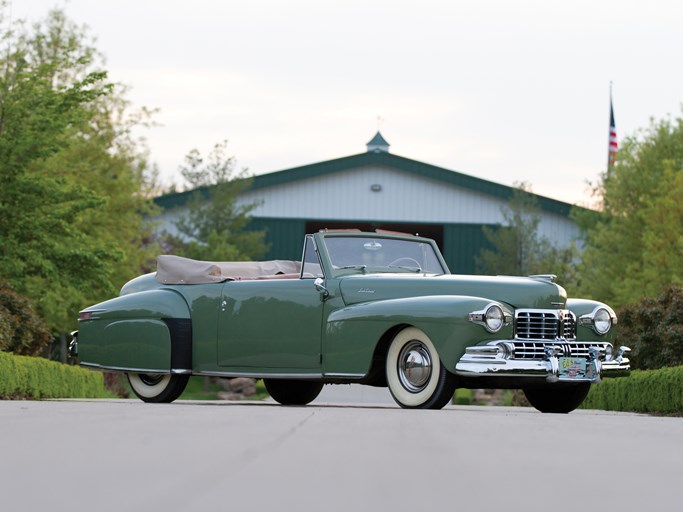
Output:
216,277,324,369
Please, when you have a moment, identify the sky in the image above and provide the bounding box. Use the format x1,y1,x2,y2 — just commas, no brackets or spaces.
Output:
10,0,683,206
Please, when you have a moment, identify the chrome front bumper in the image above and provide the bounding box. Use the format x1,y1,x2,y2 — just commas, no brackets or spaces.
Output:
455,342,631,383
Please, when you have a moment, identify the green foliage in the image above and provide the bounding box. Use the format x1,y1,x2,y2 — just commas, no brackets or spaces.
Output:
0,351,114,399
476,183,541,276
453,388,472,405
0,281,52,355
613,286,683,370
582,367,683,415
575,114,683,307
0,7,160,333
168,141,268,261
176,376,268,401
476,183,579,287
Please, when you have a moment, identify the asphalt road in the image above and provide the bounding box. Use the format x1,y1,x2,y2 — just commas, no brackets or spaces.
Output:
1,397,681,512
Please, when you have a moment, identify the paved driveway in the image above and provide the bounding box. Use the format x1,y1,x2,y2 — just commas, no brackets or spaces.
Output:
1,398,681,512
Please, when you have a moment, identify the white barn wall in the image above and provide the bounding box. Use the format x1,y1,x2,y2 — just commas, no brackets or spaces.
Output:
236,165,580,248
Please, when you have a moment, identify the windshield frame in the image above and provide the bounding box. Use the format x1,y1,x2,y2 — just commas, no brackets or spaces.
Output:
313,231,449,278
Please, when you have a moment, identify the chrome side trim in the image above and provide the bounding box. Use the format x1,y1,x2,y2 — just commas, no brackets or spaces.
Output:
78,365,363,380
79,362,192,375
528,274,557,282
196,371,324,380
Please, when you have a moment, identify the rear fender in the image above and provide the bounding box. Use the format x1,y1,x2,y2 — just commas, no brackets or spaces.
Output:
78,289,191,373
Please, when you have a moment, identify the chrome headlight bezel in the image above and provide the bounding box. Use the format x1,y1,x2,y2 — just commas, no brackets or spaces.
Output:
579,306,617,335
468,304,512,333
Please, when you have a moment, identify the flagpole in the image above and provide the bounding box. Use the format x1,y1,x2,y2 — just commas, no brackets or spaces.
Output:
608,81,612,170
608,82,617,171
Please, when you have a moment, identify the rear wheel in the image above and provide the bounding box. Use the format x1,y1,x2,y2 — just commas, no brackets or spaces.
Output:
523,382,591,413
264,379,324,405
127,373,190,403
385,327,457,409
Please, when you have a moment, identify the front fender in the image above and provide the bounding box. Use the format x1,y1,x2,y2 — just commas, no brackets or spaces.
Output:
567,298,618,343
323,295,512,376
78,289,192,373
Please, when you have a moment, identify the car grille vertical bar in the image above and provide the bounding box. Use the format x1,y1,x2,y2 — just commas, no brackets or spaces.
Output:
515,310,576,341
511,309,586,360
562,314,577,339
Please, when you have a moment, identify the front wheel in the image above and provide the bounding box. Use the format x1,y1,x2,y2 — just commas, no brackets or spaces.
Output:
523,382,591,413
127,373,190,403
385,327,457,409
264,379,324,406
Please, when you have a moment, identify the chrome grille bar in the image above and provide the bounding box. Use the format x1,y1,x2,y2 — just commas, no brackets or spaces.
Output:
563,315,577,339
515,309,577,341
509,341,609,360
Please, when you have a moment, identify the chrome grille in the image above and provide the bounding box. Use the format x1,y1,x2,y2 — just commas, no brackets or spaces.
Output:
515,309,577,341
511,341,609,360
511,309,601,361
562,314,577,339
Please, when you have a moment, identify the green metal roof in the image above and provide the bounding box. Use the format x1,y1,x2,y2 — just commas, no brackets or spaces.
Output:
154,150,582,217
366,131,390,149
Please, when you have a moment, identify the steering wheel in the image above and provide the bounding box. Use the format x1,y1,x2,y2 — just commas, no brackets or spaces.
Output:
388,257,421,268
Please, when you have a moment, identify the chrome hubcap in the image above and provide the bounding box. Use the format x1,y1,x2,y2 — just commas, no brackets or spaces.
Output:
397,340,432,392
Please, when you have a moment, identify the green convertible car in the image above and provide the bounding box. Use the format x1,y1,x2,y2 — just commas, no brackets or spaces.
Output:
73,230,630,412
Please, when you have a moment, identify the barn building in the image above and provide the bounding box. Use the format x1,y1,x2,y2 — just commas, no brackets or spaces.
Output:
155,132,582,274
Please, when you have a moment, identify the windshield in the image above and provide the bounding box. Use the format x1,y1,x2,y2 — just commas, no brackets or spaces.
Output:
324,236,445,274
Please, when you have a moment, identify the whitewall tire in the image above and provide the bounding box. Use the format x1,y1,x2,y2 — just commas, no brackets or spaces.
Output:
385,327,456,409
127,373,189,403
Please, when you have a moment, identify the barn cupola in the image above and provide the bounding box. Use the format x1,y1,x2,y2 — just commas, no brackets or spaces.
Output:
366,131,390,153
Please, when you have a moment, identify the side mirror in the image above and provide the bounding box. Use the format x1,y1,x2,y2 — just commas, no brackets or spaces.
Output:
314,277,329,300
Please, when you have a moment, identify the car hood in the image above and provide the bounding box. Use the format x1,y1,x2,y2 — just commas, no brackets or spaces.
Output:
338,273,566,309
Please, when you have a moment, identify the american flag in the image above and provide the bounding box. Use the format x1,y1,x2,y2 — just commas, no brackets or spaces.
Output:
608,94,618,169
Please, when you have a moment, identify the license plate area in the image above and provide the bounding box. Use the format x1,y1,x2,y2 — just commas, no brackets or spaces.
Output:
559,357,587,379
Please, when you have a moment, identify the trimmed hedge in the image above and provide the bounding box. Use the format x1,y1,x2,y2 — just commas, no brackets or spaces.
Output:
0,352,114,399
582,366,683,414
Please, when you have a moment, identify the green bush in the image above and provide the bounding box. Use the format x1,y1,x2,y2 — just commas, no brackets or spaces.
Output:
0,352,114,399
0,281,52,356
582,366,683,414
454,388,472,405
616,286,683,370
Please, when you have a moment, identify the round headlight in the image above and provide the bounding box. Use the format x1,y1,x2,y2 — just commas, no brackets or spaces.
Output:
485,305,504,333
593,308,612,334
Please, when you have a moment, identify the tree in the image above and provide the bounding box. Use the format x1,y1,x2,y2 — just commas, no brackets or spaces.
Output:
168,141,268,261
0,280,52,356
476,183,579,287
576,113,683,307
615,286,683,370
0,7,159,340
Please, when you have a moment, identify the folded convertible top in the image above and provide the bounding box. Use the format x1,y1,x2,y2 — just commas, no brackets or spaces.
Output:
155,255,302,284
